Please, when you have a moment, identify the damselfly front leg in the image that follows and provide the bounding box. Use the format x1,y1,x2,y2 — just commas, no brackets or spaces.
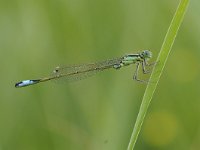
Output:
142,61,150,74
142,58,157,74
133,62,149,83
133,61,154,83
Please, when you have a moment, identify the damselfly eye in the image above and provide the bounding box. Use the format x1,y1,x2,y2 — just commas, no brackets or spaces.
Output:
141,50,152,59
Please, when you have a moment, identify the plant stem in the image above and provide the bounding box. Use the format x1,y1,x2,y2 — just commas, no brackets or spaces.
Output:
127,0,190,149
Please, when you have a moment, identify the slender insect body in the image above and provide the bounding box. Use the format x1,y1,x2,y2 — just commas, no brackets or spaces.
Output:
15,50,154,88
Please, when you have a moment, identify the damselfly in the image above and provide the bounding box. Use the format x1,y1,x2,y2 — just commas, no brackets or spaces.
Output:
15,50,154,88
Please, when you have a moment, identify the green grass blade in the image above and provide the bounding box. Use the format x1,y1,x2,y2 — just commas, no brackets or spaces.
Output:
127,0,190,149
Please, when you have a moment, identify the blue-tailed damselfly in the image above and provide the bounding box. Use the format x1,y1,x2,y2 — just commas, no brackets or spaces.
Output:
15,50,153,88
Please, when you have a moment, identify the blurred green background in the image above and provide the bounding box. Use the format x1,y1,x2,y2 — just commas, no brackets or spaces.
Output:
0,0,200,149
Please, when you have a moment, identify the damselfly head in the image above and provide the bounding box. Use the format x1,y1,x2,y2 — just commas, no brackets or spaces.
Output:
140,50,152,59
